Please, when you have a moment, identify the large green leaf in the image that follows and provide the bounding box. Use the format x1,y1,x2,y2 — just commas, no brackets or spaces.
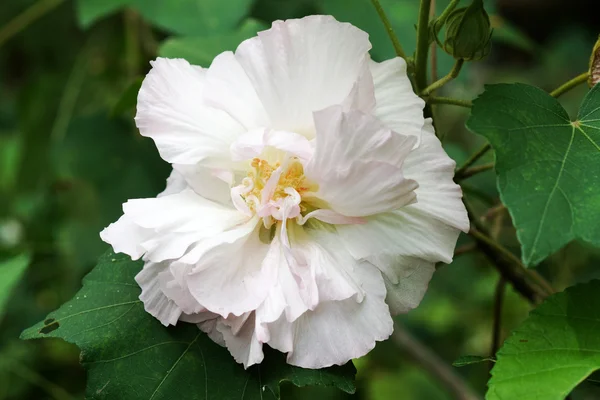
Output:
159,20,268,67
467,83,600,266
77,0,253,36
0,253,30,320
20,250,356,399
488,280,600,400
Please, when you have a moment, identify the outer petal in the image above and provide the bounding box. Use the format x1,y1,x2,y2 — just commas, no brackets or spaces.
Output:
275,261,392,368
216,313,265,368
337,120,469,264
235,15,373,136
101,189,247,262
182,218,277,318
135,262,182,326
370,57,425,142
172,164,232,205
135,58,244,165
367,254,435,315
305,106,418,217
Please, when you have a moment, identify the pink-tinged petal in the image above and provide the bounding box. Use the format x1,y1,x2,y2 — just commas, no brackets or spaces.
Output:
370,57,425,143
183,218,277,318
235,15,373,136
135,58,244,165
230,128,313,162
204,51,270,130
305,106,418,217
337,120,469,264
367,254,435,315
268,261,392,368
135,262,182,327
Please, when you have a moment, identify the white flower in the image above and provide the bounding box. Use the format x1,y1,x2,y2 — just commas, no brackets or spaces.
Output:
100,15,469,369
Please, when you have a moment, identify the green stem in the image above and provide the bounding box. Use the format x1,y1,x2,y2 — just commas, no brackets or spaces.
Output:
550,72,589,98
455,162,494,181
370,0,407,60
421,58,464,95
0,0,64,48
491,278,506,358
426,96,472,108
455,143,491,177
434,0,460,33
414,0,432,91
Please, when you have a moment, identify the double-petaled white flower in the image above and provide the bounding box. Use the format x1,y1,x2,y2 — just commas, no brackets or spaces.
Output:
101,15,469,369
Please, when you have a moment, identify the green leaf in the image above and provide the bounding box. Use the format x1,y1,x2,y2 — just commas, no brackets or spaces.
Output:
159,19,268,67
0,253,30,320
452,355,494,367
467,83,600,266
20,250,356,399
76,0,253,35
488,280,600,400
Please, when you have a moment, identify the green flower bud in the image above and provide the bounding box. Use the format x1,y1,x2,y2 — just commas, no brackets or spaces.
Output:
589,35,600,87
438,0,492,61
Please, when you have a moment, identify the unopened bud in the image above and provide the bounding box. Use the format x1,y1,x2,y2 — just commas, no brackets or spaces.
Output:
438,0,492,61
589,35,600,87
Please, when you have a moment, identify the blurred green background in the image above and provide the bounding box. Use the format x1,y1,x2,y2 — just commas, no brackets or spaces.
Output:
1,0,599,399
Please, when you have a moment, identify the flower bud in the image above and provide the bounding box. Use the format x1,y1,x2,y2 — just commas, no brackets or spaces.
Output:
438,0,492,61
589,35,600,87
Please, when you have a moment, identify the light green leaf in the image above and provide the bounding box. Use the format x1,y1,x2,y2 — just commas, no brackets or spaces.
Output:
0,253,31,320
76,0,253,35
76,0,130,28
467,83,600,266
159,19,268,67
488,280,600,400
452,355,494,367
20,250,356,399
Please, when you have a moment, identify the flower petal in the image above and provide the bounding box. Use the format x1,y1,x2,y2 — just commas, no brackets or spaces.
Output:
272,261,392,368
235,15,372,136
230,128,313,162
172,164,232,205
337,120,469,264
370,57,425,143
135,57,244,165
135,262,182,326
305,106,418,217
101,189,247,262
367,254,435,315
204,51,270,130
183,218,277,318
216,313,264,368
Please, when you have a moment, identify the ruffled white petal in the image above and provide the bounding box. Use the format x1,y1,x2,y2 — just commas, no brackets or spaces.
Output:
172,164,232,205
235,15,373,136
216,313,265,368
182,218,277,318
101,189,248,262
276,261,392,368
230,128,313,162
370,57,425,143
337,120,468,264
135,262,182,326
305,106,418,217
135,58,244,165
204,51,270,130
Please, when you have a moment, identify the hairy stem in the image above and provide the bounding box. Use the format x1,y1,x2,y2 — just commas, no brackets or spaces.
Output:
427,96,473,108
0,0,64,48
455,162,495,181
392,322,481,400
421,58,464,95
415,0,432,91
550,72,589,98
455,143,491,178
370,0,407,60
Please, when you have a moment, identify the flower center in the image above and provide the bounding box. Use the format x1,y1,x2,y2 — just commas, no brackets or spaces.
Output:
231,157,317,228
